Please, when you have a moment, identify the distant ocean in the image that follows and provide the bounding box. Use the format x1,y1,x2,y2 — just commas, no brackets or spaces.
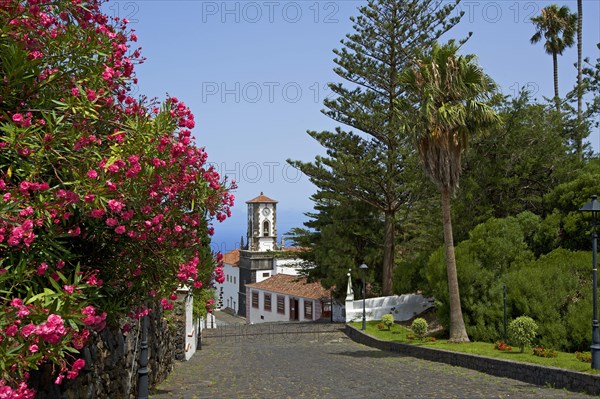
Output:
210,209,309,255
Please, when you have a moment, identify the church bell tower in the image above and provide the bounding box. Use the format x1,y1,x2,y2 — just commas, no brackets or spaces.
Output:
246,192,278,251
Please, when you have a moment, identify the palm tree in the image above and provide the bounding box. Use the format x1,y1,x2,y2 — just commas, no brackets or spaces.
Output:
530,4,576,113
576,0,583,159
401,42,500,343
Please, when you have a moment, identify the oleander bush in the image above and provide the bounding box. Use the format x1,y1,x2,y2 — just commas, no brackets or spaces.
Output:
0,0,234,395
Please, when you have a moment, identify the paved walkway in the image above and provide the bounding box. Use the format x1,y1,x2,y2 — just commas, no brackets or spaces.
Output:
151,320,592,399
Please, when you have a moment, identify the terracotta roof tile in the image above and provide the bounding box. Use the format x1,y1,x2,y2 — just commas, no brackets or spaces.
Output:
222,249,240,267
246,192,278,204
246,274,330,300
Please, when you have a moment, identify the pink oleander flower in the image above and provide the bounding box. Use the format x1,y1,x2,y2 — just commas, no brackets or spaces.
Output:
37,262,48,276
67,358,86,379
36,314,67,344
91,209,105,218
21,323,36,338
115,225,126,234
5,325,18,337
107,199,124,213
29,344,39,353
160,298,173,310
86,88,97,101
72,329,90,349
10,298,23,308
87,169,98,179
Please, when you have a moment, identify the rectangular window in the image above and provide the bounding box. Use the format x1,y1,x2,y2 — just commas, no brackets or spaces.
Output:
277,295,285,314
264,293,272,311
252,291,259,308
262,272,270,278
304,300,313,319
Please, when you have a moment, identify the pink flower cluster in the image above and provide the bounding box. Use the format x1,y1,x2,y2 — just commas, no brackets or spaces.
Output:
81,306,107,331
1,0,235,394
0,382,35,399
36,314,66,345
176,257,199,282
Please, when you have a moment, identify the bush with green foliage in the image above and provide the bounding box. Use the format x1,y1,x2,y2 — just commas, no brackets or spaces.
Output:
411,317,428,338
532,346,557,358
421,214,534,342
381,314,395,330
508,316,538,352
506,249,591,351
576,351,591,363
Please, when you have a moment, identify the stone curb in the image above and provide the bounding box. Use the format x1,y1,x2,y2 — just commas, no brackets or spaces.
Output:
345,324,600,396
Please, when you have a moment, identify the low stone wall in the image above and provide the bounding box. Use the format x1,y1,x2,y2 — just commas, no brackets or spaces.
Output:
32,306,182,399
345,324,600,396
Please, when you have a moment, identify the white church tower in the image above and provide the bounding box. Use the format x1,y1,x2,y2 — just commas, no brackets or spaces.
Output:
246,192,278,252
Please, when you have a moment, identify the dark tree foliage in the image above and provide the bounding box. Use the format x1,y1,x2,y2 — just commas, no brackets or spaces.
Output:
452,90,576,242
288,192,384,300
289,0,463,295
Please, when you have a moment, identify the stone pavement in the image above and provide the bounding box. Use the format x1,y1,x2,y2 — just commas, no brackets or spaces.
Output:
151,321,592,399
212,309,246,327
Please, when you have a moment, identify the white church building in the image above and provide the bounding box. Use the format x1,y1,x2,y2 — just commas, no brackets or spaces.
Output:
216,193,336,322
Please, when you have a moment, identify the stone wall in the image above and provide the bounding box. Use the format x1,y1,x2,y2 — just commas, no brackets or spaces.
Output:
345,324,600,396
32,305,182,399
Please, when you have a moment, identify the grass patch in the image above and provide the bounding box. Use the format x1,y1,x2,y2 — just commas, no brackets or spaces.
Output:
349,321,600,374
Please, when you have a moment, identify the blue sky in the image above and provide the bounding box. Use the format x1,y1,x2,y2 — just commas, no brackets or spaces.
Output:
103,0,600,254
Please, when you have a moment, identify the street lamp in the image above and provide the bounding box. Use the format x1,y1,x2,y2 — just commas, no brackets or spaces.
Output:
138,311,149,398
359,263,368,331
580,195,600,370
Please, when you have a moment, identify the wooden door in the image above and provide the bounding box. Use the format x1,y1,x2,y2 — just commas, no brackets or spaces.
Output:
290,298,299,321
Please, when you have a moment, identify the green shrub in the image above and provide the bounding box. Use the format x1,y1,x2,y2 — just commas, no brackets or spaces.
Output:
576,351,592,363
411,317,428,338
509,316,538,352
381,314,394,330
532,346,557,358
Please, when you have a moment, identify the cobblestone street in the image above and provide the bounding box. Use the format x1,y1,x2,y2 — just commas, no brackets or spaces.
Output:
150,318,593,399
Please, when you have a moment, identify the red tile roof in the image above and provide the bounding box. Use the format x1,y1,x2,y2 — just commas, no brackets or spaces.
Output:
222,249,240,267
246,274,330,300
246,192,278,204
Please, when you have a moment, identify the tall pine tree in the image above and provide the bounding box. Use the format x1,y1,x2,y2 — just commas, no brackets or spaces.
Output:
289,0,463,295
288,191,384,300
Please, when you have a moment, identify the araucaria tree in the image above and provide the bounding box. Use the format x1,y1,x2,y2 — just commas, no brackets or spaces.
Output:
289,0,462,296
0,0,234,396
530,4,576,113
401,41,500,343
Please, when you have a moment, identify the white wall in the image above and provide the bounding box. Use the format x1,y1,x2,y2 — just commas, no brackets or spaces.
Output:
274,258,302,276
345,294,434,323
176,287,199,361
246,288,320,324
219,263,239,313
255,268,272,283
257,204,275,251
